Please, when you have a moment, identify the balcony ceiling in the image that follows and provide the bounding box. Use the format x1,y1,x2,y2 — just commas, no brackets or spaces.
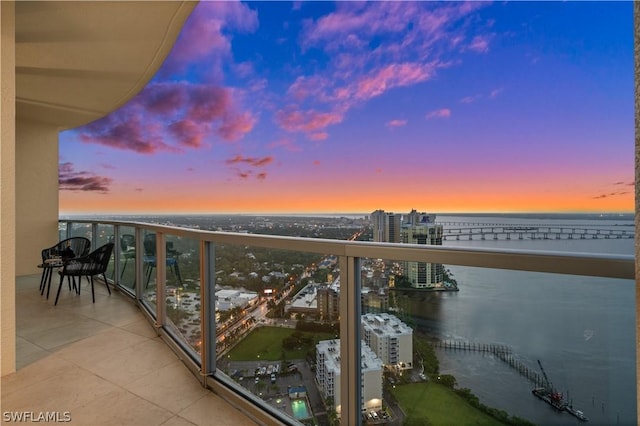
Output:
15,1,196,130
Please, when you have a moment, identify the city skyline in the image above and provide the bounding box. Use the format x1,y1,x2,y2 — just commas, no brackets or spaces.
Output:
59,1,634,215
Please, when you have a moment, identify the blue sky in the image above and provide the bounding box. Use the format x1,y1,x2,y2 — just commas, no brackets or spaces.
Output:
59,1,634,214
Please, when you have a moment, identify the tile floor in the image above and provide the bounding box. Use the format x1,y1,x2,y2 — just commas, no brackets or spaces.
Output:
1,274,259,425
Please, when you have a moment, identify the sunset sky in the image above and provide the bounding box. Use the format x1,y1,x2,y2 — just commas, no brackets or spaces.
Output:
59,1,634,215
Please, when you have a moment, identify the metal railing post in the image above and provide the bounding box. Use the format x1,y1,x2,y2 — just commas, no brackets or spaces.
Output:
156,232,166,327
91,222,98,250
200,241,216,376
135,227,144,301
339,255,361,425
113,225,121,286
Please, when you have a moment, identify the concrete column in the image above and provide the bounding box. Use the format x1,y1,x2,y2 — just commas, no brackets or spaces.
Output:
15,119,59,275
1,0,16,376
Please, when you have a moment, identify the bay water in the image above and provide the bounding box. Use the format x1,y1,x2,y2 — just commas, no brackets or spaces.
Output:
400,214,635,425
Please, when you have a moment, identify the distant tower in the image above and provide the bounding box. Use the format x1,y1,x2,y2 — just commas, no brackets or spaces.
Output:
370,210,401,243
401,210,444,289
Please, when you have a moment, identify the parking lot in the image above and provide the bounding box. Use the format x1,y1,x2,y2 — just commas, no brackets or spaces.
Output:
227,358,328,425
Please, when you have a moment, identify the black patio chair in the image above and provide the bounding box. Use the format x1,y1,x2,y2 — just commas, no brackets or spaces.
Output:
40,237,91,298
54,242,114,305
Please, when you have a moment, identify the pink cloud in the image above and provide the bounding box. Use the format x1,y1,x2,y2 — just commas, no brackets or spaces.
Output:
160,2,258,77
185,85,230,121
303,2,487,60
79,81,254,153
59,162,112,193
139,82,187,116
308,132,329,141
168,119,205,148
426,108,451,119
218,112,256,141
313,160,321,166
281,2,489,139
387,119,407,128
460,94,481,104
276,108,343,134
226,155,274,167
489,88,504,98
303,2,425,49
468,35,491,53
80,112,173,154
288,75,331,102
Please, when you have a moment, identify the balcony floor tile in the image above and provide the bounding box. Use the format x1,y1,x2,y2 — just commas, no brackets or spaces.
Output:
2,274,260,426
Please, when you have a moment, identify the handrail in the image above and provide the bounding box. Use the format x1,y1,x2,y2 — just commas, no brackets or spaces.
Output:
61,218,634,279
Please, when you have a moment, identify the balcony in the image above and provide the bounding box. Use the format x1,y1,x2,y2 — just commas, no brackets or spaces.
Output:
2,274,257,426
3,218,636,426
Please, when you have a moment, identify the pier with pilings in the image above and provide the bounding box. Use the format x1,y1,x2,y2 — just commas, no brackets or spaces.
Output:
435,340,547,388
442,225,634,241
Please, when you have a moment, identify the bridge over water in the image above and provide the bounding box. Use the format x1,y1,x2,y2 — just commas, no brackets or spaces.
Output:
441,224,634,241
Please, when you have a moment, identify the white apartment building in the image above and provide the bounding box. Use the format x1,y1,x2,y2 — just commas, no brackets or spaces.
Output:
361,313,413,370
315,339,383,417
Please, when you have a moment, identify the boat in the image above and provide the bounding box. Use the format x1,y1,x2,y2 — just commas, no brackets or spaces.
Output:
533,360,588,422
566,406,589,422
532,387,567,411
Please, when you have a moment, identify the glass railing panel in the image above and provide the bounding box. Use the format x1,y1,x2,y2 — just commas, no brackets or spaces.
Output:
68,222,92,241
141,230,157,314
58,222,67,241
358,254,636,426
96,224,113,247
214,242,338,425
163,234,201,359
96,224,115,279
116,226,136,291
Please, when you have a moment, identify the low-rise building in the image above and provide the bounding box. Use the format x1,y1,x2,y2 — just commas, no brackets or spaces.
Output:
362,313,413,370
215,288,259,311
315,339,383,418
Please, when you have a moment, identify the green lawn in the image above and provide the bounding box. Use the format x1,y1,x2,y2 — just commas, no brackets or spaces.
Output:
228,326,334,361
392,382,506,426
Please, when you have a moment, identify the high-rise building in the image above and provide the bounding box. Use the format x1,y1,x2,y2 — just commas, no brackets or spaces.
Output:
402,210,444,288
315,339,383,417
373,209,445,288
370,210,401,243
361,313,413,369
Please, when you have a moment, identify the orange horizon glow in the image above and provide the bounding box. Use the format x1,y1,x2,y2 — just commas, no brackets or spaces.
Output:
59,190,634,216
